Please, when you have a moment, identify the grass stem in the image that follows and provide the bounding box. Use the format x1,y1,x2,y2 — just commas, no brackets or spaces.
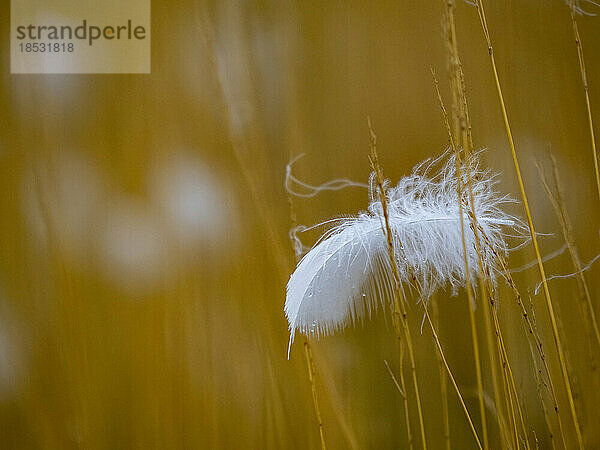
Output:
432,301,452,450
474,1,583,446
304,342,327,450
538,156,600,354
566,0,600,203
424,310,483,450
432,69,489,449
368,118,427,450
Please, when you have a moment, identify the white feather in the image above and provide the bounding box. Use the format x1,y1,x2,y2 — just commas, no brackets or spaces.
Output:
285,152,525,355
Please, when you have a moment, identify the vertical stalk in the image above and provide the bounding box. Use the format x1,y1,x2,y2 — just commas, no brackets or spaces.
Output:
398,344,415,450
488,242,567,449
432,69,488,449
424,311,483,450
474,1,583,447
304,342,327,450
385,352,414,450
490,293,531,450
539,157,600,352
288,154,328,450
442,4,511,445
368,118,428,450
567,0,600,202
432,301,451,450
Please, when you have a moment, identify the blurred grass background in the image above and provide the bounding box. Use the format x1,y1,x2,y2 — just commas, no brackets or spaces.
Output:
1,0,600,448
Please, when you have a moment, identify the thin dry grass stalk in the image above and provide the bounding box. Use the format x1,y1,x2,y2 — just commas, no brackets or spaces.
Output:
488,240,567,448
474,235,530,449
489,291,531,450
464,135,511,450
432,301,451,450
424,310,483,450
443,0,473,153
537,156,600,356
304,342,327,450
432,68,488,449
384,359,406,398
314,353,361,450
473,1,584,446
368,118,428,450
566,0,600,203
527,294,560,450
399,343,415,450
368,118,490,450
442,7,511,444
287,154,328,450
384,358,414,450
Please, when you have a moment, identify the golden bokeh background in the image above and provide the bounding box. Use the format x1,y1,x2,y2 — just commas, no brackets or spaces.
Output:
1,0,599,448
